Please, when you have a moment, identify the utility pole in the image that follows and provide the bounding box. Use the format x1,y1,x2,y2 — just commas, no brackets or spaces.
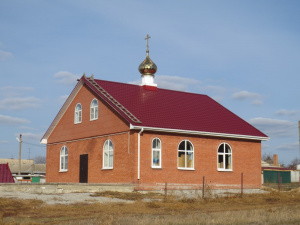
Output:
299,121,300,154
17,134,22,176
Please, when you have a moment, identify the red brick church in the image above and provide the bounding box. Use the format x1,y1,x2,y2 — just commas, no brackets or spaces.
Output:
42,36,268,190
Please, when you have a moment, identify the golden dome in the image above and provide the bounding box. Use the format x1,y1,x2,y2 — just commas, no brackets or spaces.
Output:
138,51,157,76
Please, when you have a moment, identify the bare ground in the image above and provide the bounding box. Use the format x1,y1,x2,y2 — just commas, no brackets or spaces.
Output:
1,188,300,224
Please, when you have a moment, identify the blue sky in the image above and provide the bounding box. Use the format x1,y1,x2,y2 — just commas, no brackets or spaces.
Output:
0,0,300,165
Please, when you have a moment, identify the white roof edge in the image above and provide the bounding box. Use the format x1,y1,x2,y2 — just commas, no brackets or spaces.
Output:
130,125,269,141
40,139,47,144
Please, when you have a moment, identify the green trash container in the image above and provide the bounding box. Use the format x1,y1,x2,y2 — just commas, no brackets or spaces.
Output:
32,176,40,183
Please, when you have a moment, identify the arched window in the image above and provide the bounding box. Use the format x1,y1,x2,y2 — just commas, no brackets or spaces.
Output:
178,140,194,169
60,146,68,171
74,103,82,124
218,143,232,171
103,139,113,169
90,99,98,120
152,138,161,168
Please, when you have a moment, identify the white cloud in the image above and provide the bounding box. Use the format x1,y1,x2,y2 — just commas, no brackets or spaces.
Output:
20,132,44,142
251,99,263,105
129,75,201,92
54,71,81,85
0,97,41,110
275,109,300,117
232,90,263,105
232,90,261,100
0,86,33,92
0,115,30,125
276,142,299,151
155,75,201,91
0,86,34,98
248,117,296,138
0,50,13,61
0,140,9,144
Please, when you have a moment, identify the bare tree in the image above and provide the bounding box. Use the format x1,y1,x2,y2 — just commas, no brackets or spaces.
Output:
262,153,273,164
287,158,300,170
34,155,46,164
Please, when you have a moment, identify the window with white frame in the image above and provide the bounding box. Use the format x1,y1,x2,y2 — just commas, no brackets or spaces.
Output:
90,98,98,120
152,138,161,168
178,140,194,169
60,146,68,171
103,139,113,169
74,103,82,124
218,143,232,171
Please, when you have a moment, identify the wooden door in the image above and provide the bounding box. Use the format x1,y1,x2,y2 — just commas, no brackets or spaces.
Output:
79,154,88,183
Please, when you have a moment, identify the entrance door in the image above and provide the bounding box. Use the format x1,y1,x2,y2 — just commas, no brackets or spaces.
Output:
79,154,88,183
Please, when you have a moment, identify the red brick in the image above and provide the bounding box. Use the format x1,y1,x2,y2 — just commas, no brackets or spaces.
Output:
46,85,262,189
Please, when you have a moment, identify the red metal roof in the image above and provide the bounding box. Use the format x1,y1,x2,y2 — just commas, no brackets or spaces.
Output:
82,77,268,139
0,163,15,183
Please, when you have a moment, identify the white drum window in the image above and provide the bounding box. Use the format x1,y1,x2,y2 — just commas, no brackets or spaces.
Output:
152,138,161,168
74,103,82,124
103,139,113,169
178,140,194,169
218,143,232,171
90,98,98,120
60,146,68,171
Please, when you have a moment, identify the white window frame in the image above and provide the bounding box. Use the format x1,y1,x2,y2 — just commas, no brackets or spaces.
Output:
60,146,68,172
217,143,233,171
90,98,98,121
74,103,82,124
103,139,113,169
177,140,194,170
152,138,162,168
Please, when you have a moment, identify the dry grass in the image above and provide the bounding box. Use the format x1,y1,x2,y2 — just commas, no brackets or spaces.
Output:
1,191,300,224
90,190,165,201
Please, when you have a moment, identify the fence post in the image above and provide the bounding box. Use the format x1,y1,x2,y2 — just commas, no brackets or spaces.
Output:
241,172,243,197
164,182,168,201
278,172,281,192
202,176,205,199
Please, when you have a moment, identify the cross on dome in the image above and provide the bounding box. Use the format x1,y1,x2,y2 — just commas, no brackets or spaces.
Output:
145,34,151,53
138,34,157,86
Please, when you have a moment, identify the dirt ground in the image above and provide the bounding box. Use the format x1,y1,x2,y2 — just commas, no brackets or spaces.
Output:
1,188,300,224
0,190,133,205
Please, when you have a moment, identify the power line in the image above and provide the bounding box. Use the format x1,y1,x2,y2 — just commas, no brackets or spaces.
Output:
22,141,46,148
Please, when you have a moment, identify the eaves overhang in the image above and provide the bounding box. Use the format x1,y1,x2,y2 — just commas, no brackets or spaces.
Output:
130,124,269,141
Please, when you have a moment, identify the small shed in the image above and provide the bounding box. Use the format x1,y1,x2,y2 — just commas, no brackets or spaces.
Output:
262,167,291,184
0,163,15,183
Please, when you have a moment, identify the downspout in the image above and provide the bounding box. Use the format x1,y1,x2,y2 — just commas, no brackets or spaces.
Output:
138,128,144,180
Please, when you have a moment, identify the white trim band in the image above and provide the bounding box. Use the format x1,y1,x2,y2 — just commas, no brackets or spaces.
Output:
130,124,269,141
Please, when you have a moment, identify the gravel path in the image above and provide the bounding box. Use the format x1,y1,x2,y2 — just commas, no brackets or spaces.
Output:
0,191,132,205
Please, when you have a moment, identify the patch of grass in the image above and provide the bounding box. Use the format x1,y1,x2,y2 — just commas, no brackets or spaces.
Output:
90,190,164,201
2,192,300,224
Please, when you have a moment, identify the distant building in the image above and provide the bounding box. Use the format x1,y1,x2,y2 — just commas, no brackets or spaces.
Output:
261,154,291,184
0,158,46,182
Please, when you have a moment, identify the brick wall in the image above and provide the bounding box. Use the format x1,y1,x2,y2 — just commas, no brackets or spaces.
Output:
46,85,262,189
48,84,129,144
137,132,261,189
46,132,135,183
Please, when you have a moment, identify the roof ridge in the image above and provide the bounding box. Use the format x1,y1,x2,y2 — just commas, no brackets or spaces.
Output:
94,78,208,97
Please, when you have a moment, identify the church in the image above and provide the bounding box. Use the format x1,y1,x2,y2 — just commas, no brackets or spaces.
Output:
41,35,268,190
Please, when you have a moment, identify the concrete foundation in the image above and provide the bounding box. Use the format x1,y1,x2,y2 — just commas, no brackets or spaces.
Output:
0,183,134,194
0,183,266,198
